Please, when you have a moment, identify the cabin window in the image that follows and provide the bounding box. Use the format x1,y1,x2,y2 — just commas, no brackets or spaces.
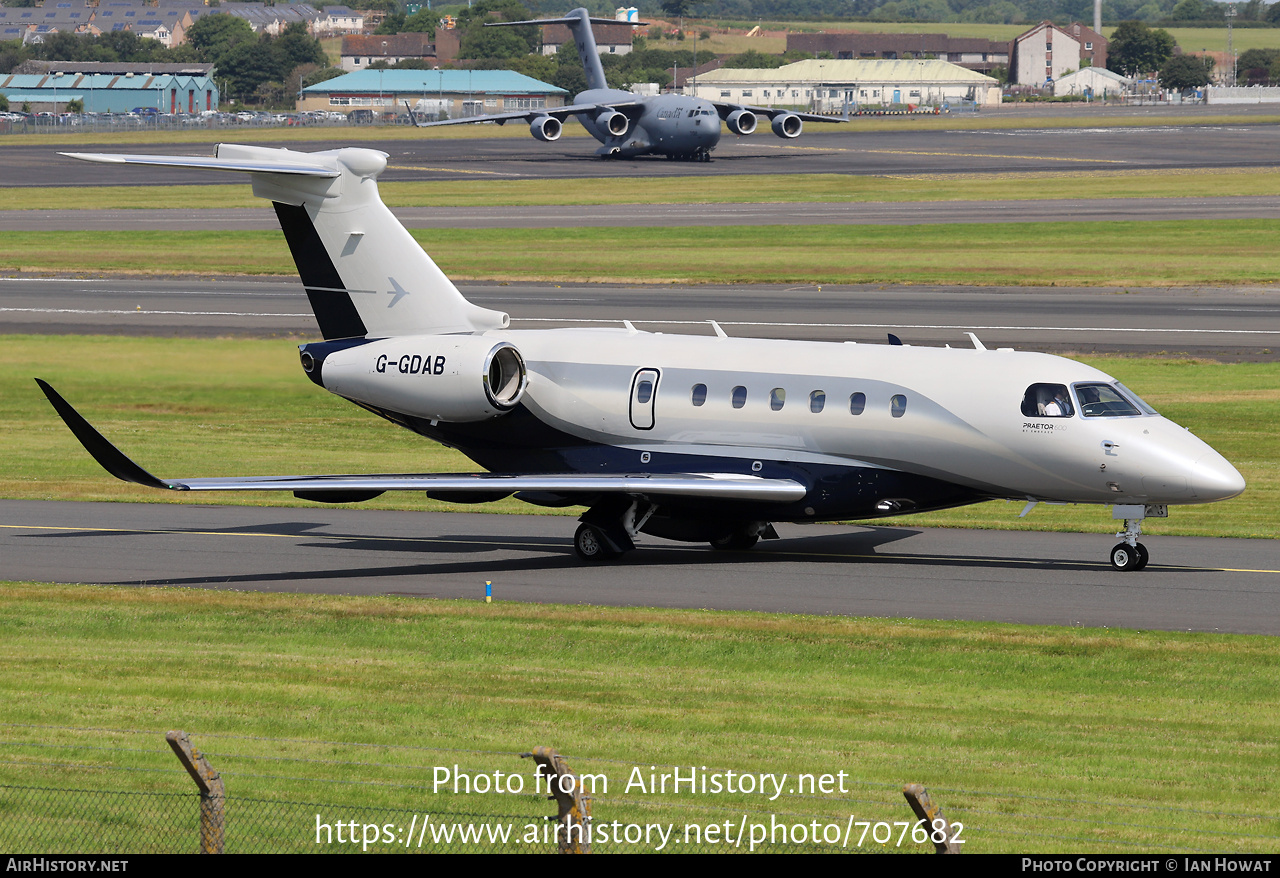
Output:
1021,383,1073,418
770,388,785,411
1075,383,1145,418
731,386,747,409
890,394,907,418
849,392,866,415
691,384,707,406
636,379,654,405
810,390,825,413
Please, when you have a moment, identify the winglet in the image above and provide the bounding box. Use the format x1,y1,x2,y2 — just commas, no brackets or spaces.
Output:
403,99,420,127
35,379,176,491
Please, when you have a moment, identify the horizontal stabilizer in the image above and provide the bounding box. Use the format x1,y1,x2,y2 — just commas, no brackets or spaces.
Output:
60,151,341,177
38,381,807,504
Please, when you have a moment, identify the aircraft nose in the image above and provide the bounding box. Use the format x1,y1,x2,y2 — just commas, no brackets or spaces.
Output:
1191,451,1246,502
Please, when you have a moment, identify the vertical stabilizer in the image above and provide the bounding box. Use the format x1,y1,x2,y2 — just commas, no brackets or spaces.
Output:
564,7,609,92
62,145,510,341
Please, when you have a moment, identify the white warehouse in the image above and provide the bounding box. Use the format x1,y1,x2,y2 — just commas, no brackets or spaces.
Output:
686,59,1001,110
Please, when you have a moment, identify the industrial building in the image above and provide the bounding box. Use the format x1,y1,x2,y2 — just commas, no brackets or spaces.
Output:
0,61,217,114
297,69,567,118
687,59,1001,110
787,32,1009,76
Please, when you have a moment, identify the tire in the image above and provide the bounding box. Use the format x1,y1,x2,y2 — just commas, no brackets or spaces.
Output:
710,530,760,551
574,523,617,562
1110,543,1139,571
1133,542,1150,570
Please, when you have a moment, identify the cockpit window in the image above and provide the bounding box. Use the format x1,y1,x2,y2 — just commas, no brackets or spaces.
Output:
1075,382,1143,418
1115,382,1159,415
1021,383,1073,418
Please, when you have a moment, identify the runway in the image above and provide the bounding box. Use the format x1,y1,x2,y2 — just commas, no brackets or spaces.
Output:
3,500,1276,635
3,275,1278,360
11,112,1280,187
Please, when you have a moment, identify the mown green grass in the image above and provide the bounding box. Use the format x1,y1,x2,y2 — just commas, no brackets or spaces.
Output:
9,166,1280,211
6,219,1280,288
4,336,1274,538
1,583,1276,853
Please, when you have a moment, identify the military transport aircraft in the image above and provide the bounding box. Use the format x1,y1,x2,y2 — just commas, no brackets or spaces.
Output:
44,144,1244,571
408,7,845,161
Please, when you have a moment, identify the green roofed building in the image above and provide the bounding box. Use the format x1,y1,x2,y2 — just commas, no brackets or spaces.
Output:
298,69,567,120
688,59,1000,111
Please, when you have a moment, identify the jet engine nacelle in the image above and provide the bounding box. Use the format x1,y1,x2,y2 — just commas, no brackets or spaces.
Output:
771,113,803,139
725,109,757,136
596,109,630,137
530,115,562,142
310,336,527,423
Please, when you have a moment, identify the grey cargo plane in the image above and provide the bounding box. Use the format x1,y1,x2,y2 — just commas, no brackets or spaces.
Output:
45,144,1245,571
410,7,845,160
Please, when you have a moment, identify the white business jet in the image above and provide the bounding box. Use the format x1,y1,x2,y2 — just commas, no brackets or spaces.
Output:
41,144,1245,571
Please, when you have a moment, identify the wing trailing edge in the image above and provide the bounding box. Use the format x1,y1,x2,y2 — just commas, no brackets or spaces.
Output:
36,381,807,504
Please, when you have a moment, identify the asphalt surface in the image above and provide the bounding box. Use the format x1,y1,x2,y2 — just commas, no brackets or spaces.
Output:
3,500,1277,634
7,107,1280,187
4,276,1278,360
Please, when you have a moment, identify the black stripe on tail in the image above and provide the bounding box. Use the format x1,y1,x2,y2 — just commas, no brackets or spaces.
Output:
273,202,368,340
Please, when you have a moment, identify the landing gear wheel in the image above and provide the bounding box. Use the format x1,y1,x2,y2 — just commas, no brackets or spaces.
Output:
710,531,760,551
574,523,618,563
1110,543,1140,571
1133,542,1150,570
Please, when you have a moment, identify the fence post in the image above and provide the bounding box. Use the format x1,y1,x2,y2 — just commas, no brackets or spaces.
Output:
166,730,225,854
522,746,591,853
903,783,960,854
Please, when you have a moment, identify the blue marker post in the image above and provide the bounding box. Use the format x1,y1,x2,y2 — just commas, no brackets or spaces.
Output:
485,580,492,603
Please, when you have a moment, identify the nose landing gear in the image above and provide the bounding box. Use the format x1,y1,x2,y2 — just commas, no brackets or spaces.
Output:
1108,504,1164,571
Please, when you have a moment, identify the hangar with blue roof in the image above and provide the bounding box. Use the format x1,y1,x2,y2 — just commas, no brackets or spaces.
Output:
0,61,217,114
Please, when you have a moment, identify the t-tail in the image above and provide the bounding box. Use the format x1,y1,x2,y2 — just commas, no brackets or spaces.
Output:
488,7,643,94
61,144,509,340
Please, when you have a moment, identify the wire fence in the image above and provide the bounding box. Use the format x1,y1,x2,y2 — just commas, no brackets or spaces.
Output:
1,724,1276,854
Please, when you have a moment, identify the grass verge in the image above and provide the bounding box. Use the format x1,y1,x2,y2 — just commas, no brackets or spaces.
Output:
10,166,1280,211
6,220,1280,287
4,336,1274,538
1,583,1277,853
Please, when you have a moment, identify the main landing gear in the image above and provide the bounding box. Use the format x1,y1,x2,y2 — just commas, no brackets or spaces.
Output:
572,498,655,563
709,522,778,552
1108,504,1164,571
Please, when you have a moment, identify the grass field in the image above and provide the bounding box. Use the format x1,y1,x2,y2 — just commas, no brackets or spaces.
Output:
6,219,1280,288
10,166,1280,211
1,583,1277,853
4,336,1274,538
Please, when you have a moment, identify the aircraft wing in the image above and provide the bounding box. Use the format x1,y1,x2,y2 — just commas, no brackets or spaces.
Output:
410,99,643,128
710,101,848,123
37,379,806,504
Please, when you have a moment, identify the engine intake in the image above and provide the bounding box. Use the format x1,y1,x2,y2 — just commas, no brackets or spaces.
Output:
725,109,757,136
597,109,630,137
530,115,562,142
317,336,527,423
771,113,803,139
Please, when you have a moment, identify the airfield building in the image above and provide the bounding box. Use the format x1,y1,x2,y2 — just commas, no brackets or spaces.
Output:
297,69,567,119
686,59,1001,110
0,61,217,114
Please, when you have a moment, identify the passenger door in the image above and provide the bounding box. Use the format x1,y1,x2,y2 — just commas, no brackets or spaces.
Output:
629,368,660,430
